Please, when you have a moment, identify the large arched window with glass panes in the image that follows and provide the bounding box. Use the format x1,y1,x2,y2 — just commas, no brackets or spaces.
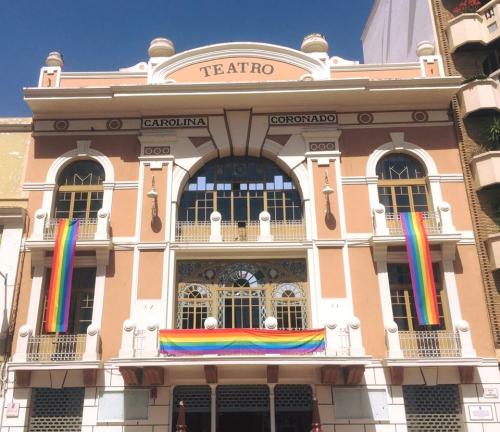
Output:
376,153,430,216
54,160,105,220
178,157,302,223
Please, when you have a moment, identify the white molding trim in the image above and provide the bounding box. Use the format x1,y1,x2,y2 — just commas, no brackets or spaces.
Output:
342,174,464,185
150,42,329,84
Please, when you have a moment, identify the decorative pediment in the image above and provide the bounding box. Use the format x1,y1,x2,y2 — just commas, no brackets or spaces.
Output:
150,42,329,84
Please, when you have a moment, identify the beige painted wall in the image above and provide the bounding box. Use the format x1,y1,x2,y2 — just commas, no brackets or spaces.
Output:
349,247,386,359
101,250,134,360
0,121,31,206
318,248,346,298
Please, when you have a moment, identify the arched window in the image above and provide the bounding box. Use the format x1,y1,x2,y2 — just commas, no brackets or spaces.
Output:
272,283,307,330
376,153,430,215
178,157,302,223
177,284,211,329
218,265,266,329
54,160,105,220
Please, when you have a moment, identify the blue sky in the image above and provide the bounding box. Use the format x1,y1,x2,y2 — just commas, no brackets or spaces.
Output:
1,0,374,116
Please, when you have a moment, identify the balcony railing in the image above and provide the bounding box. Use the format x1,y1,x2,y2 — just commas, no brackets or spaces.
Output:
372,203,456,237
26,334,86,362
385,212,441,235
30,208,111,242
44,218,98,241
174,212,307,242
398,331,461,358
118,317,366,359
385,320,476,360
13,324,101,364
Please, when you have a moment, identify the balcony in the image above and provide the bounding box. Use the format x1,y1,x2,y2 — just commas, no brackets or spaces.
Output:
175,211,307,243
447,0,500,53
397,331,461,358
385,320,477,364
458,77,500,116
44,218,99,241
384,211,441,235
26,208,112,261
12,324,101,367
470,150,500,189
372,203,457,238
26,334,87,362
486,232,500,269
118,316,366,361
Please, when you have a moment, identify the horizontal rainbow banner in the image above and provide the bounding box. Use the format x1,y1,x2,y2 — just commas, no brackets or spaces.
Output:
401,212,440,326
159,328,325,356
45,219,79,333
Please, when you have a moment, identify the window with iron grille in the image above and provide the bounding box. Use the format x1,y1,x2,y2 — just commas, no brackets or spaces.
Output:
403,385,462,432
175,260,308,330
29,387,84,432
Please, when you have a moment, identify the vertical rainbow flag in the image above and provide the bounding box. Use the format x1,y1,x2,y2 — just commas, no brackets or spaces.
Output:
400,212,440,326
45,219,79,333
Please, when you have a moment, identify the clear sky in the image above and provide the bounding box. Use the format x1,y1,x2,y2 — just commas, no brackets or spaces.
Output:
1,0,375,117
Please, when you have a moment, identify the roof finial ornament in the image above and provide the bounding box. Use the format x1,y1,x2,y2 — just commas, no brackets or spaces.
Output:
45,51,63,68
301,33,329,54
148,37,175,58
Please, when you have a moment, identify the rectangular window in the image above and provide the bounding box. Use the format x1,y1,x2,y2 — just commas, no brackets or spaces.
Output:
97,389,149,422
388,263,446,331
40,267,96,334
334,388,389,420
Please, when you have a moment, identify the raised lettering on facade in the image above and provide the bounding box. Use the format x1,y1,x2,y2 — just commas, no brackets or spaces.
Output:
200,62,275,78
142,117,208,129
269,113,337,126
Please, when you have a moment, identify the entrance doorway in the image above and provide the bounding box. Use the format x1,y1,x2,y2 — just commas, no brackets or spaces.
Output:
218,412,270,432
216,385,270,432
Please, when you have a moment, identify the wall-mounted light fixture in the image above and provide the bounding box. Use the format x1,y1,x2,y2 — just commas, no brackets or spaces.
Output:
146,176,158,218
322,171,334,214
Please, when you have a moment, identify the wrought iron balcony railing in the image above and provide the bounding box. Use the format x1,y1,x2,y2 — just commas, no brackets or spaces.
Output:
26,334,86,362
398,330,461,358
175,212,306,242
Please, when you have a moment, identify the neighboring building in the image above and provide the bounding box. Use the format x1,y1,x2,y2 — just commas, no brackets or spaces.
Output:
362,0,437,64
0,118,29,355
429,0,500,363
2,30,500,432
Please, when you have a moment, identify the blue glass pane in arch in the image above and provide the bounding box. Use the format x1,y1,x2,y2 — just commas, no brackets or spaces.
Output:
274,175,283,189
197,176,206,190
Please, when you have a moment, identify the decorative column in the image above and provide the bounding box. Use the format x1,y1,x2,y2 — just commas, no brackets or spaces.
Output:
12,325,32,362
209,211,222,242
32,209,47,240
347,317,365,357
385,321,403,359
456,320,476,358
119,319,136,358
325,321,340,357
372,204,389,236
143,321,159,358
82,324,100,361
258,211,273,242
269,383,276,432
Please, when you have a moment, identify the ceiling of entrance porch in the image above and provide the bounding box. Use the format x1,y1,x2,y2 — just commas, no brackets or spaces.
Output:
150,42,330,84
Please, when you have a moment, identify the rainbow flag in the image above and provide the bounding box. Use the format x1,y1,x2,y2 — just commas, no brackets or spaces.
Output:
159,328,325,356
45,219,79,333
401,212,440,326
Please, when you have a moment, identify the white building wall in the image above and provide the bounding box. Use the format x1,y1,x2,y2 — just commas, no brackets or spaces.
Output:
362,0,436,64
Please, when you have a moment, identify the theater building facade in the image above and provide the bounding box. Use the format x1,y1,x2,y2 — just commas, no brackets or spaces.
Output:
3,34,500,431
